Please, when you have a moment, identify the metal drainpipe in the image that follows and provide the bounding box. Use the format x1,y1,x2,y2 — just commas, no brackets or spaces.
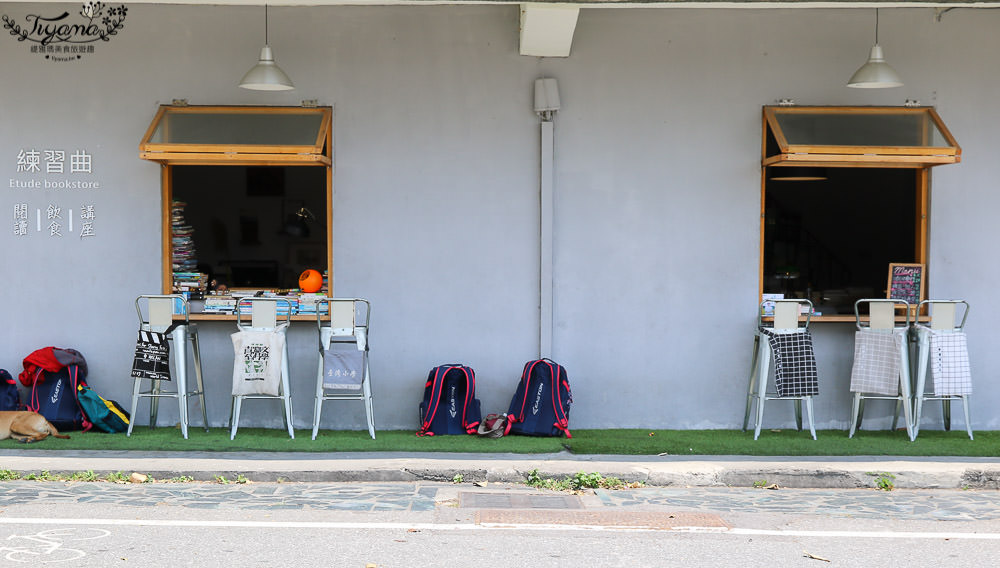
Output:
539,119,554,360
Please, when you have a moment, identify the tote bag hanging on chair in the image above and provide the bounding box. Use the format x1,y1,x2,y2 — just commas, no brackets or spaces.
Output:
231,330,285,396
322,343,365,390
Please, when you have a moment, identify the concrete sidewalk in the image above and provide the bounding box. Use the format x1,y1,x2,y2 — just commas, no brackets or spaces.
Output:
2,449,999,489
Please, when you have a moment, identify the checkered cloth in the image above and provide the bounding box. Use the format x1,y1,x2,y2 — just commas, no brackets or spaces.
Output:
850,329,905,396
760,329,819,397
929,329,972,396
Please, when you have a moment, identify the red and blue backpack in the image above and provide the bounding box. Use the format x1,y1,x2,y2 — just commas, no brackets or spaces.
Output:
18,347,91,431
506,359,572,438
417,364,482,436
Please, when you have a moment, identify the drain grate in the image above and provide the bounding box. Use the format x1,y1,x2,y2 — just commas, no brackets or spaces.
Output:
475,510,729,530
458,492,583,510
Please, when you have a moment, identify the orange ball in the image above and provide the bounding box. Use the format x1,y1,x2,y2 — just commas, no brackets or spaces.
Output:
298,269,323,293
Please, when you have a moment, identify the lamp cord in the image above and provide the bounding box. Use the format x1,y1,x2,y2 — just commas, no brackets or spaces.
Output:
265,4,269,45
875,8,879,45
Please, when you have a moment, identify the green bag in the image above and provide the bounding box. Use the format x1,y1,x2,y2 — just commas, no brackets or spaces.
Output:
77,384,130,433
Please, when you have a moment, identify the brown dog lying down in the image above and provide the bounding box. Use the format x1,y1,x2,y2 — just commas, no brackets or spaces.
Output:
0,411,71,443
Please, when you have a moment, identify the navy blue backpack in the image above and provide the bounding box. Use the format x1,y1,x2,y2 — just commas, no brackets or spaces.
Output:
27,365,88,432
506,359,572,438
417,364,482,436
1,369,22,411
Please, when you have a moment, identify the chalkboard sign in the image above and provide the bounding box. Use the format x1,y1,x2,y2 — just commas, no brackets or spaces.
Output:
887,263,925,306
131,330,172,381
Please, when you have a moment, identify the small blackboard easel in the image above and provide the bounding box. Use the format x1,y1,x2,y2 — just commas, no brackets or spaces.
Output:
887,263,925,313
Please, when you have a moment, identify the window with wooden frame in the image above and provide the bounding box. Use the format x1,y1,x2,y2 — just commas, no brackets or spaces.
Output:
760,106,960,321
140,105,333,302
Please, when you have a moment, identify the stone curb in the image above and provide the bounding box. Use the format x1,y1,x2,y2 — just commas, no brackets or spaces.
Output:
2,464,998,489
2,451,998,489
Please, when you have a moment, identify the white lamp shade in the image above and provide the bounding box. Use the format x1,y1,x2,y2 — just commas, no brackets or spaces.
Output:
240,45,295,91
847,44,903,89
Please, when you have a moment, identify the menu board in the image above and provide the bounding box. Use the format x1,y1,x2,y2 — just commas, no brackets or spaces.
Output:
887,263,925,306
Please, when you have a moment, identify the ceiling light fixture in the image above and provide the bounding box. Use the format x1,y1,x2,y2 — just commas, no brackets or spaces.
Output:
240,5,295,91
848,9,903,89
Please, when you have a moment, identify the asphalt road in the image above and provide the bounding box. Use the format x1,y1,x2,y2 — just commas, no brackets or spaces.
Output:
1,481,999,567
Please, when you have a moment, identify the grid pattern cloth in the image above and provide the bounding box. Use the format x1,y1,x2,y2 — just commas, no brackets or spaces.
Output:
850,329,905,396
929,329,972,396
761,329,819,397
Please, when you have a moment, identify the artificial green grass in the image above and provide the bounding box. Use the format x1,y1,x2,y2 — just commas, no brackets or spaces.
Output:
2,427,997,456
566,429,998,457
0,427,567,454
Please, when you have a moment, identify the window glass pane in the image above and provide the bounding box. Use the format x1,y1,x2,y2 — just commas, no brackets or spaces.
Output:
150,111,323,146
763,168,917,315
774,111,947,147
172,165,327,291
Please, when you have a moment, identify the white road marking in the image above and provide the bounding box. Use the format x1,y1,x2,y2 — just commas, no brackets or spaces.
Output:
1,517,999,539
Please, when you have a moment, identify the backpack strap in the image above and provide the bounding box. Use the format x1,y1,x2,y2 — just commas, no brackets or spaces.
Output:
548,361,572,439
27,369,42,412
507,360,541,425
460,366,480,434
416,366,449,437
69,366,93,432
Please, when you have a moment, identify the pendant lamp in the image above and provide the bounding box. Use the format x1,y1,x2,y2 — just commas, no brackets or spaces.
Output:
847,9,903,89
240,5,295,91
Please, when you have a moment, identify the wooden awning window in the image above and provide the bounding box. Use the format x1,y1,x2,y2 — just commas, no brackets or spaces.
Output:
139,105,332,165
763,106,960,169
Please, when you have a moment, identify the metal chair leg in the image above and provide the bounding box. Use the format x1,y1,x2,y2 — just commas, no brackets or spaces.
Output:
190,331,209,431
281,343,294,439
743,335,761,432
312,354,324,441
849,392,862,438
150,380,161,428
913,393,924,439
794,400,803,431
172,326,189,440
127,378,142,437
942,399,952,431
753,344,769,441
363,359,376,440
805,396,816,440
230,396,242,440
961,395,973,440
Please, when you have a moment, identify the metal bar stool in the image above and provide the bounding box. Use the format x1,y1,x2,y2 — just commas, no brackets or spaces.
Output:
230,297,294,440
848,299,914,441
129,295,209,439
311,298,375,440
912,299,973,440
744,299,818,440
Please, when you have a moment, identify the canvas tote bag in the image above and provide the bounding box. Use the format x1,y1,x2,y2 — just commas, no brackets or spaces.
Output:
231,329,286,396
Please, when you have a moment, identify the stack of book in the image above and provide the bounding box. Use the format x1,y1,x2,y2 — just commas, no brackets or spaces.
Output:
173,272,208,299
297,293,330,315
171,200,200,293
203,295,237,314
235,293,299,315
202,292,332,316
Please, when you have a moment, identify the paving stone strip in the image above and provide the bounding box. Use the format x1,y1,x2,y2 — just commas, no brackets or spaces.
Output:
1,482,999,522
595,487,1000,521
0,482,438,512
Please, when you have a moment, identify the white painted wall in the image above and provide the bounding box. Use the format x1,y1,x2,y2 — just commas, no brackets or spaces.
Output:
1,4,997,432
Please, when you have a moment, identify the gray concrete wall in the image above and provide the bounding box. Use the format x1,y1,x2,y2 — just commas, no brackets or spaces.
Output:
1,4,997,432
